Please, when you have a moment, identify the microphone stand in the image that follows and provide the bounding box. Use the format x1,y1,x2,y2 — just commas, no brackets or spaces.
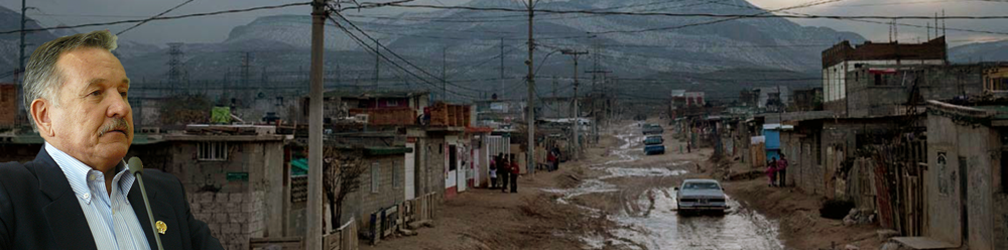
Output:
129,157,165,250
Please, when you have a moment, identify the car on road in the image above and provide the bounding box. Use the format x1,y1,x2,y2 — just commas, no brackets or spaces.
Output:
644,144,665,155
675,179,728,215
644,135,664,145
642,124,664,135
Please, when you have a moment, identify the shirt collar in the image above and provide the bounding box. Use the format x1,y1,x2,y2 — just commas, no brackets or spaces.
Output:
46,142,132,203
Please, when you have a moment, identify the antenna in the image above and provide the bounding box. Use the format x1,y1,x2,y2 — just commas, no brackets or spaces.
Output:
935,9,943,36
926,22,930,40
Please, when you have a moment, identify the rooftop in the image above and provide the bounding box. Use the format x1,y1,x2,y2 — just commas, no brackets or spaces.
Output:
823,36,946,68
323,89,430,99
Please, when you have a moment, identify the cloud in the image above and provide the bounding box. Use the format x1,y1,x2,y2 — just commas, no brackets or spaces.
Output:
750,0,1008,45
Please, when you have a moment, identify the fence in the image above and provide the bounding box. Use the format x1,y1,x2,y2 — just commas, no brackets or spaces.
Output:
323,217,359,250
249,237,302,250
248,218,358,250
401,192,437,224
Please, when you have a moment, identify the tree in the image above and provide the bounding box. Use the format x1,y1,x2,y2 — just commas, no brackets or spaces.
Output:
323,146,366,232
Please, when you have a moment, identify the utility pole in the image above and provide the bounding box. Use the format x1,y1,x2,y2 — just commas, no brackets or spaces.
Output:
306,0,327,249
374,39,380,89
525,0,537,175
500,37,504,98
442,47,447,101
561,49,587,160
17,0,28,115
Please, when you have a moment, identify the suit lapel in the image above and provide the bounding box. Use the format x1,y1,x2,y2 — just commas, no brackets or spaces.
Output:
129,179,160,250
35,148,99,250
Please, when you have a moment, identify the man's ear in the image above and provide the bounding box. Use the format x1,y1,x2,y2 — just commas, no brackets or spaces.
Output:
30,99,54,137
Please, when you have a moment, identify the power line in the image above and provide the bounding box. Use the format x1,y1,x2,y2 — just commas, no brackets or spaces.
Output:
710,1,1008,36
0,2,311,35
116,0,195,36
325,10,479,99
329,9,488,95
375,2,1008,20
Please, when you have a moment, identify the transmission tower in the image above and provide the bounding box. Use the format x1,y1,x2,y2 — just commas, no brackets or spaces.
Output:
167,43,184,96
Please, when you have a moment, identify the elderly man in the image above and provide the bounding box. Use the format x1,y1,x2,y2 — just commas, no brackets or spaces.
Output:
0,31,222,250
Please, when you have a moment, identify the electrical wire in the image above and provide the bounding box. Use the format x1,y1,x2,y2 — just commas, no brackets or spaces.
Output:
326,10,480,99
116,0,195,36
0,2,311,35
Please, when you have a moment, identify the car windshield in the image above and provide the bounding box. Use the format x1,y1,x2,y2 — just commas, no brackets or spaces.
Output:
683,182,720,190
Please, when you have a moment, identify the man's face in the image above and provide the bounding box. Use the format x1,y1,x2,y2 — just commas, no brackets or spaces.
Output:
47,47,133,171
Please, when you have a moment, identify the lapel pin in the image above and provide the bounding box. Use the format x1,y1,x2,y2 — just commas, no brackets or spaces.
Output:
155,220,167,235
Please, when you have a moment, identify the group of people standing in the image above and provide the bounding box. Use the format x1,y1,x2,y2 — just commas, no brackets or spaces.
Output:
489,153,519,193
765,155,789,187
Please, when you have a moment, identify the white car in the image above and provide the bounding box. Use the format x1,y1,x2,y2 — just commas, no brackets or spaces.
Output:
675,179,728,214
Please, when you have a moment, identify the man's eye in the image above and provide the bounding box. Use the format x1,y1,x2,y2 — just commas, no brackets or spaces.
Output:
120,91,127,97
90,90,102,96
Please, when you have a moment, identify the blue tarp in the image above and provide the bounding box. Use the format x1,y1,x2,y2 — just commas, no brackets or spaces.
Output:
762,129,781,150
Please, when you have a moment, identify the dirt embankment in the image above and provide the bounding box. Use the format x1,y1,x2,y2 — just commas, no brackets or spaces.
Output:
716,159,885,250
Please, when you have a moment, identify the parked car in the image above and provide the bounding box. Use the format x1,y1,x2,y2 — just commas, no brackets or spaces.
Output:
644,135,664,145
675,179,728,215
644,144,665,155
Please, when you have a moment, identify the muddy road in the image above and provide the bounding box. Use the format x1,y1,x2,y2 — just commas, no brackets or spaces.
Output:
549,122,785,250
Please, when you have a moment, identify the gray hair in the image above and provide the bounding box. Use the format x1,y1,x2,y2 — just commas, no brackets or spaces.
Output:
23,30,118,129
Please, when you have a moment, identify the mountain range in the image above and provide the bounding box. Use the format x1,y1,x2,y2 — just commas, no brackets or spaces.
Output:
1,0,1005,101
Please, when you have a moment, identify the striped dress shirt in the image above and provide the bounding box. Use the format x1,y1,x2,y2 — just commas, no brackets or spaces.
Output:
46,143,151,250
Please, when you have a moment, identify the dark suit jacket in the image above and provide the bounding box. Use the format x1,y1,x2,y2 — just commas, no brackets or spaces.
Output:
0,147,223,250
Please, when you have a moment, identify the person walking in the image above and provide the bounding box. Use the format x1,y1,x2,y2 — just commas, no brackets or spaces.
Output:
766,159,777,187
499,154,510,193
489,155,498,189
547,150,557,172
777,155,788,187
510,154,520,193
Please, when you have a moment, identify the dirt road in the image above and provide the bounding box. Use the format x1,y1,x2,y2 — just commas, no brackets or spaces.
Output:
552,121,785,250
362,120,840,250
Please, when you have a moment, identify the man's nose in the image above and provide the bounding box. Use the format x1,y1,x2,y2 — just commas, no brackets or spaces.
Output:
106,92,131,118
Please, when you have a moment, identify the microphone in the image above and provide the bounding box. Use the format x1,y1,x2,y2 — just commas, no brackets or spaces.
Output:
128,157,165,250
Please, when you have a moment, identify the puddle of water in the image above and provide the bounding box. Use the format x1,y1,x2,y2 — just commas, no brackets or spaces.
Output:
597,167,688,180
559,124,785,250
607,188,785,250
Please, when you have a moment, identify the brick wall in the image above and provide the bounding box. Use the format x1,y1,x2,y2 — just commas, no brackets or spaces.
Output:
189,191,252,250
128,138,285,250
0,84,16,127
343,154,404,231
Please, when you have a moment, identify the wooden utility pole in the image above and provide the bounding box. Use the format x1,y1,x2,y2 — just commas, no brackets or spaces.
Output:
561,49,587,159
17,0,27,114
525,0,536,174
307,0,327,249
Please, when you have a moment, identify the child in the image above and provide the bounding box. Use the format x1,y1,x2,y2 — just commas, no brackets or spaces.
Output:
766,159,777,187
489,156,498,188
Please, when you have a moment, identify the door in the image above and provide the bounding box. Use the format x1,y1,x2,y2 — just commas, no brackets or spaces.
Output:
405,142,416,200
457,145,467,192
446,144,458,193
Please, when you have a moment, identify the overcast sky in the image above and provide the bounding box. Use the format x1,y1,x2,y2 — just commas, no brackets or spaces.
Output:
2,0,1006,46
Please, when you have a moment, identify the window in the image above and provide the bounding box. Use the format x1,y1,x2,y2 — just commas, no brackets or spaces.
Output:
371,162,380,193
874,74,883,86
386,99,399,107
197,142,228,161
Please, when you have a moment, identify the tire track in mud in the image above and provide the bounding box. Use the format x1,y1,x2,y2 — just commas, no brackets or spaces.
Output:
548,123,786,250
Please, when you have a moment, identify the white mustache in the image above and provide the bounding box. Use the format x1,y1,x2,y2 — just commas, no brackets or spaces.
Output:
98,118,130,137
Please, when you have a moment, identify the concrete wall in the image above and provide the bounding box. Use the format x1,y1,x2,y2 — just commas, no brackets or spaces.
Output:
926,114,1001,249
129,139,285,250
342,153,405,231
842,65,984,118
781,125,823,195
